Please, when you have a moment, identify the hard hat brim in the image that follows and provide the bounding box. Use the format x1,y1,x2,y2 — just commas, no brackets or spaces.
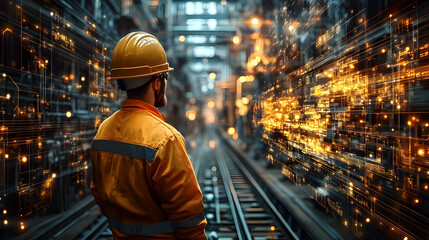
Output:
111,63,174,80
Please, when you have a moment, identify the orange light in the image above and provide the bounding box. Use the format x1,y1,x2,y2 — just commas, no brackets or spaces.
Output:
418,149,425,156
251,17,259,25
424,185,428,190
52,173,56,179
227,127,236,135
21,225,25,230
407,121,411,126
22,156,27,163
69,74,74,80
66,111,72,118
270,225,276,231
81,76,85,81
425,123,428,127
3,210,6,214
349,64,355,69
5,154,9,159
209,141,216,149
397,105,401,109
415,199,419,203
232,36,240,45
208,101,215,108
344,221,348,226
384,115,388,119
3,220,7,225
232,133,238,140
381,49,386,53
366,218,370,223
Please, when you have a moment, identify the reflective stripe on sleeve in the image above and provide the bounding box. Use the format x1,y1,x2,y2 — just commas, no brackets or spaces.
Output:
107,212,206,236
171,212,206,228
108,217,174,235
91,139,157,162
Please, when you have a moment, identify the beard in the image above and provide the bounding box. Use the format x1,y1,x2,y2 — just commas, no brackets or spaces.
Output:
154,79,167,108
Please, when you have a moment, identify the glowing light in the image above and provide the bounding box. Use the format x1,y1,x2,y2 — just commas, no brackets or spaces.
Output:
425,123,428,127
52,173,56,179
344,221,348,226
208,101,215,108
366,218,370,223
188,112,196,121
349,64,355,69
227,127,236,135
3,220,7,225
384,115,388,119
22,156,27,163
50,12,54,16
242,97,249,105
178,35,186,42
6,93,10,99
209,72,216,79
232,36,240,45
81,76,85,81
251,17,259,25
288,25,293,31
66,111,72,118
381,49,386,53
221,0,227,5
5,154,9,159
69,74,74,80
418,149,425,156
397,105,401,109
3,210,6,214
405,47,410,51
21,225,25,230
232,133,238,140
424,185,428,190
2,73,6,77
415,199,419,203
270,225,276,231
209,141,216,149
407,121,411,126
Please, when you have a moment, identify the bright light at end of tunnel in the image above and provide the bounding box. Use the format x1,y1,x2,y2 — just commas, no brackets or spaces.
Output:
178,35,186,42
227,127,235,135
209,141,216,149
233,36,240,45
209,72,216,79
251,17,259,25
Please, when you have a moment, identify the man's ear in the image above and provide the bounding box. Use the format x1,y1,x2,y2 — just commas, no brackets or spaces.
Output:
152,77,160,91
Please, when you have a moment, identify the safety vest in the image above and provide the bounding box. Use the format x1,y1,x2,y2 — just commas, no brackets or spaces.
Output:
90,99,207,239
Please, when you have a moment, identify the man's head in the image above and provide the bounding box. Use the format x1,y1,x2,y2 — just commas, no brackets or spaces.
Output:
110,32,173,107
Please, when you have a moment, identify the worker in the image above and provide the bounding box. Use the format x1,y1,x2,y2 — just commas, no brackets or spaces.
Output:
90,32,207,239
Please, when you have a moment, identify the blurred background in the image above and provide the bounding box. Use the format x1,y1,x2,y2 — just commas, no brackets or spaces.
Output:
0,0,428,239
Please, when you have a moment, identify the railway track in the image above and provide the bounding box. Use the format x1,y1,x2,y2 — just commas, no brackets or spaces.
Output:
198,129,298,240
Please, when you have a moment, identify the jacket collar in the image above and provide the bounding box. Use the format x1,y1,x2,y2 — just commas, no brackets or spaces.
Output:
121,99,166,122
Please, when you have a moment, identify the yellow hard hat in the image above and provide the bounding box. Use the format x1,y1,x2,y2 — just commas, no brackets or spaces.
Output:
111,32,173,89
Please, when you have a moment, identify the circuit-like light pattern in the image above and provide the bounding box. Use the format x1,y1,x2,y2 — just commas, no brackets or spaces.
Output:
255,0,429,239
0,0,121,233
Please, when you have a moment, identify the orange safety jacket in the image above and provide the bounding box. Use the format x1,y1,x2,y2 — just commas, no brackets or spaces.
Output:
90,99,207,239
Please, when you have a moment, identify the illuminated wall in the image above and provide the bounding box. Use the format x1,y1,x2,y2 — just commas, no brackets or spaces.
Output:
0,0,121,233
256,0,429,239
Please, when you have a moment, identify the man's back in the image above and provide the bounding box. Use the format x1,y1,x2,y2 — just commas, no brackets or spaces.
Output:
90,99,206,239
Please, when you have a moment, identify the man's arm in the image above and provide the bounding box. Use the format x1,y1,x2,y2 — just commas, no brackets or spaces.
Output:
151,134,207,240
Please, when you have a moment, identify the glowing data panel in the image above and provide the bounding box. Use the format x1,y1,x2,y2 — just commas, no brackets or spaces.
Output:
255,1,429,239
0,0,121,233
